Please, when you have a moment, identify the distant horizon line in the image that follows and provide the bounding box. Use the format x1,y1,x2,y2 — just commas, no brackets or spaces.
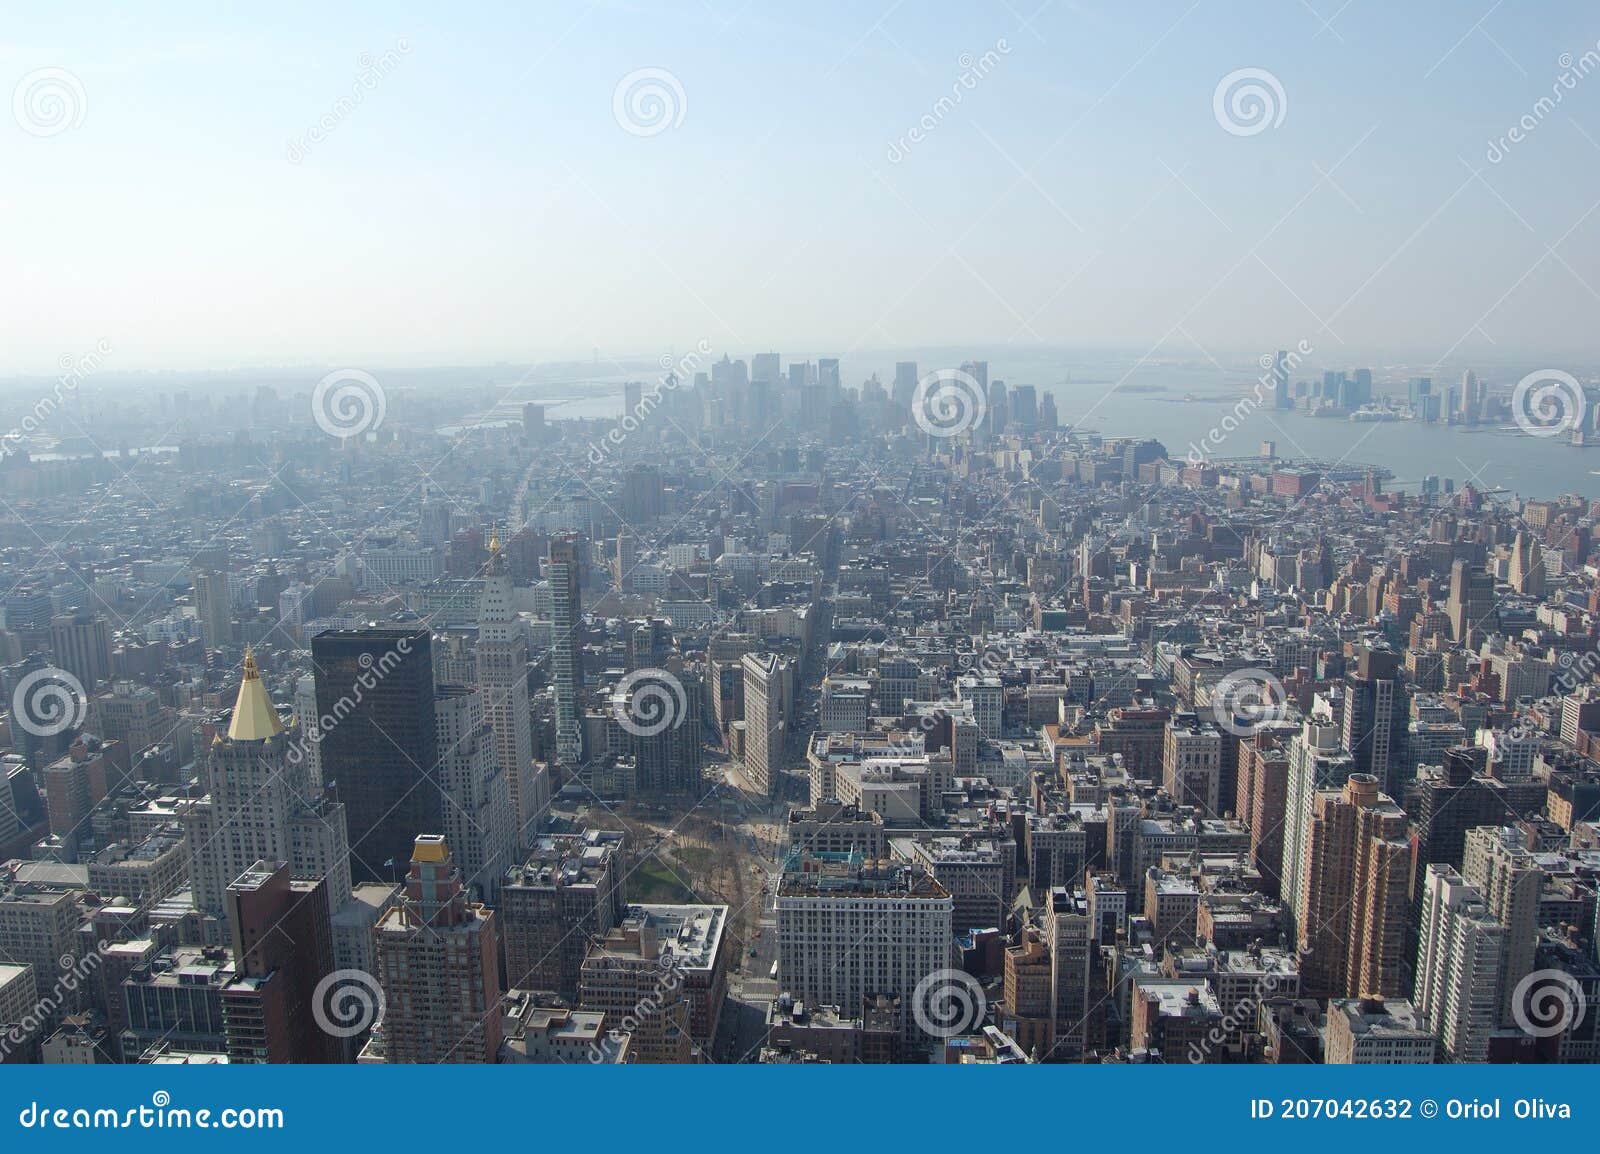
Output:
3,343,1598,386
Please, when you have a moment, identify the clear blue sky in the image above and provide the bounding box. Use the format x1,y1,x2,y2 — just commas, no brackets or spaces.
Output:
4,1,1599,373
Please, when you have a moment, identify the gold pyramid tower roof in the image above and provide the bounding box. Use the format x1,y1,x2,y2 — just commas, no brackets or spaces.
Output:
227,648,285,742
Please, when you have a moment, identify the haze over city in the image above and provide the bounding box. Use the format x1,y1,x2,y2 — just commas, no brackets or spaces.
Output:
4,1,1600,373
0,2,1597,1120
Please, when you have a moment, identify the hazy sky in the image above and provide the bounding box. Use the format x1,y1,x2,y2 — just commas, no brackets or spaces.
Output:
4,1,1600,374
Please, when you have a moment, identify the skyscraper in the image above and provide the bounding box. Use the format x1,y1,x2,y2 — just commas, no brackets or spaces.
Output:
192,570,232,651
185,651,352,931
547,536,585,768
1414,864,1502,1063
49,612,111,691
1297,774,1410,1000
892,361,919,409
373,835,502,1063
616,667,704,794
775,859,953,1045
1272,349,1290,409
501,829,624,998
521,402,545,443
1282,708,1353,941
1447,559,1497,644
221,860,340,1064
1462,825,1540,1028
751,352,781,385
478,530,546,845
312,627,439,882
433,684,515,901
1342,645,1407,795
741,652,787,797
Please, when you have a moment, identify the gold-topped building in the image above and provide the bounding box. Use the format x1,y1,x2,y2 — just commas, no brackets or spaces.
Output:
226,648,285,742
182,653,352,937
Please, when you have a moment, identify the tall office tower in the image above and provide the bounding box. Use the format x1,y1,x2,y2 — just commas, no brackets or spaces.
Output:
956,674,1003,739
892,361,919,408
615,532,638,587
624,379,643,418
1408,375,1432,405
185,652,352,930
775,859,953,1044
1462,825,1540,1027
985,379,1008,436
1409,748,1511,909
1447,559,1496,644
621,465,665,522
1038,391,1058,428
521,402,545,442
1009,384,1037,428
751,351,781,385
1414,865,1502,1062
617,670,704,794
960,360,988,392
1560,690,1600,746
49,612,111,691
373,835,502,1063
1298,775,1410,1000
1342,646,1407,795
1507,530,1546,596
1281,709,1353,939
1272,349,1291,408
1162,714,1222,815
741,652,788,797
220,861,340,1064
433,685,515,901
292,672,323,788
501,829,624,997
1352,367,1373,407
478,531,545,845
192,569,233,652
817,357,841,394
1459,369,1482,422
547,536,585,768
312,627,438,882
418,497,453,550
1045,886,1095,1058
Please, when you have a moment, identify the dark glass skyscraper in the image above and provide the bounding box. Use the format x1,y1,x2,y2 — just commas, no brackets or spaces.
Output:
311,626,439,882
